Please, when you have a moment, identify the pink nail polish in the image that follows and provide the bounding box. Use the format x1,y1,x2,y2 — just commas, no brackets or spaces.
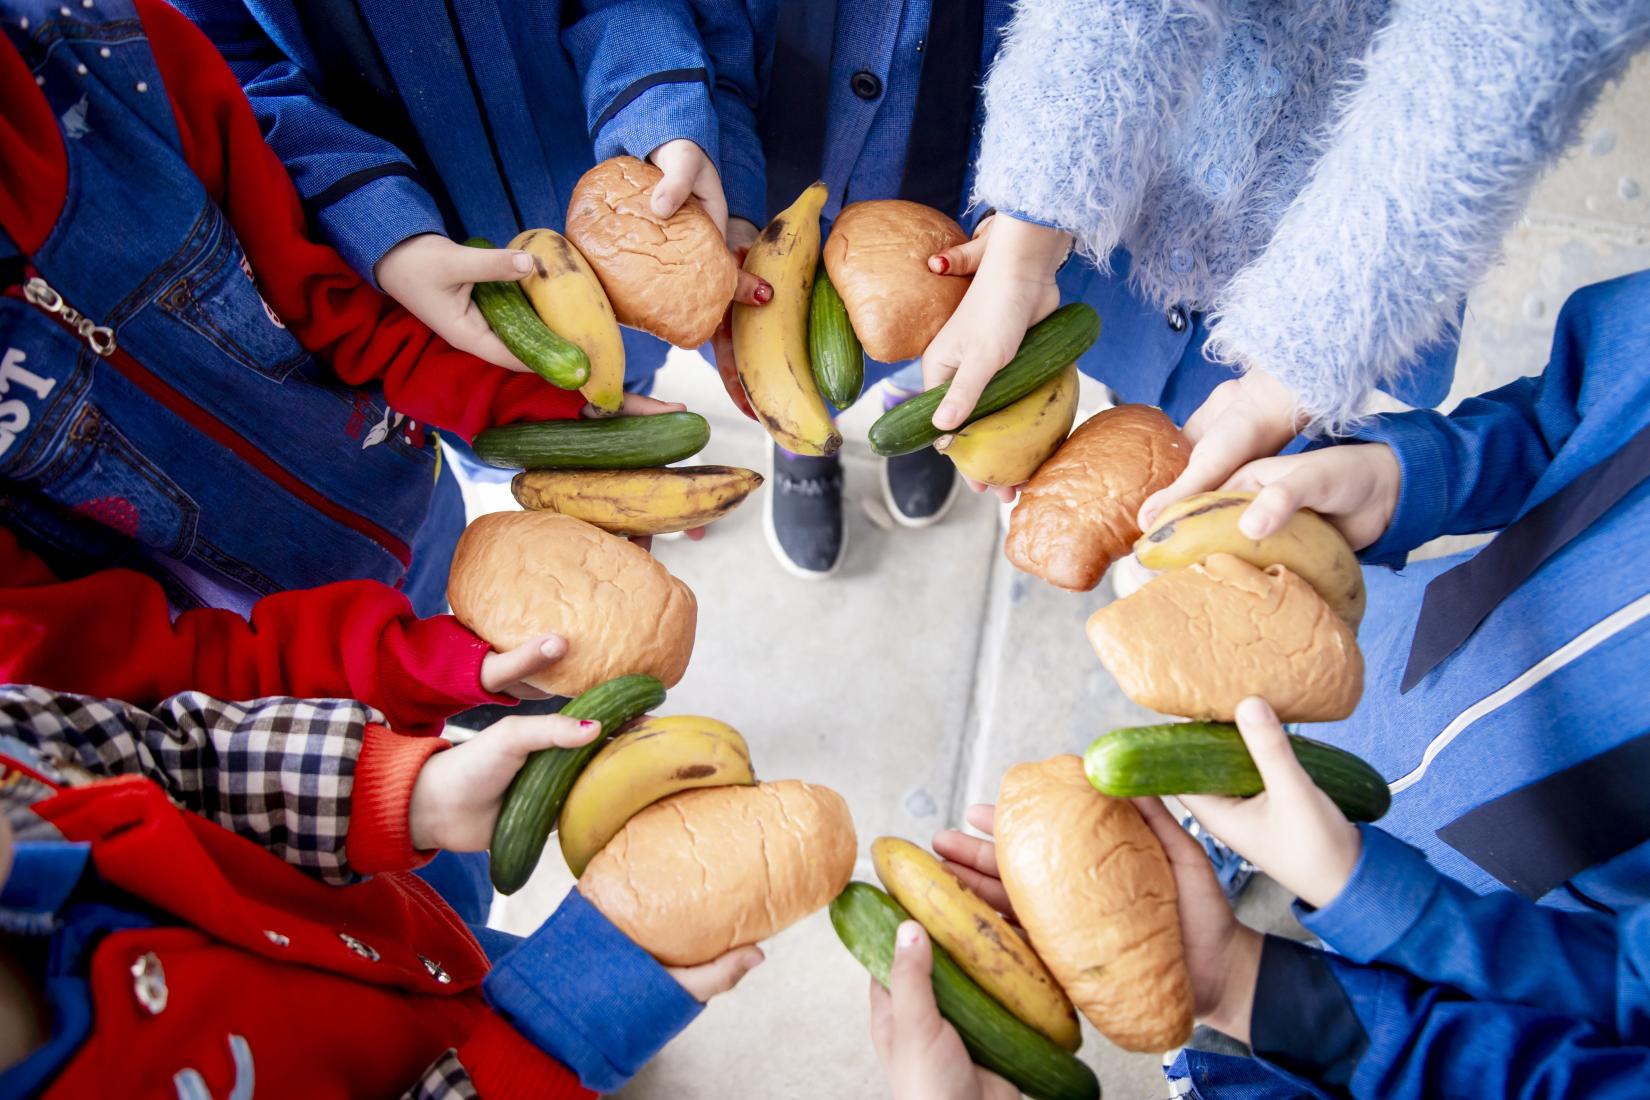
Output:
933,255,950,274
579,720,599,731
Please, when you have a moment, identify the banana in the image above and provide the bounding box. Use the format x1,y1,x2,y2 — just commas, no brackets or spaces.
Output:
871,837,1081,1051
1135,490,1366,627
560,716,756,877
511,465,763,537
510,228,626,414
732,182,842,455
935,365,1079,486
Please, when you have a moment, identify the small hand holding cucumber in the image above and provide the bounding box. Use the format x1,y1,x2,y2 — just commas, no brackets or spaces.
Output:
376,233,533,372
868,921,1018,1100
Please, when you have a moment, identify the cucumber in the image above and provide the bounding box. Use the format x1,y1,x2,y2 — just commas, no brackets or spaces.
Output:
465,237,591,390
472,412,711,471
831,883,1100,1100
868,303,1099,457
489,674,667,894
808,264,864,409
1084,721,1390,823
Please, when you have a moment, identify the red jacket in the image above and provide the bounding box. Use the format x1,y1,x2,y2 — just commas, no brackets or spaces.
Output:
19,753,589,1099
0,0,584,735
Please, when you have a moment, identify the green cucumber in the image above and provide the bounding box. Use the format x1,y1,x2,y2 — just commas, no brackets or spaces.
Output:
868,302,1099,457
465,236,591,390
831,883,1100,1100
489,674,667,894
808,264,864,409
1084,721,1390,823
472,412,710,471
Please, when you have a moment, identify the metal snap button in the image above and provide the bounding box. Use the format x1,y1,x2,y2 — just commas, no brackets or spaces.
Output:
338,932,379,961
130,952,168,1015
263,930,289,947
850,70,882,100
419,955,452,985
1166,306,1188,333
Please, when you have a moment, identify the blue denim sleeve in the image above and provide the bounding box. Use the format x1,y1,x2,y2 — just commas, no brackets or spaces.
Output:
171,0,445,282
562,3,723,184
482,888,702,1093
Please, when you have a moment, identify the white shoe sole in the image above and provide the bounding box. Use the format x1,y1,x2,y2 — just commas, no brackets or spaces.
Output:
764,452,848,581
880,454,962,529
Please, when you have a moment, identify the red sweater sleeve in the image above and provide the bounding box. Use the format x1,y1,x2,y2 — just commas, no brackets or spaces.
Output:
347,724,448,875
0,528,507,737
135,0,585,439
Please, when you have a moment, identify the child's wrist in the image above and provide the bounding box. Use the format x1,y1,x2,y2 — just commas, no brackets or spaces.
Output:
1203,925,1264,1044
988,215,1073,272
1296,823,1363,911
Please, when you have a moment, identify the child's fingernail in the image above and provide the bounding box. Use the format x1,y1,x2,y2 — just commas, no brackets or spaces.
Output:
511,252,533,273
896,922,922,949
931,254,950,274
579,720,600,731
754,282,772,304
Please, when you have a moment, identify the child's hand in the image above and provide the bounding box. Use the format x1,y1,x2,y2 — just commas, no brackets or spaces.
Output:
932,803,1015,918
376,233,532,372
869,921,1019,1100
409,712,602,851
1179,698,1363,910
648,142,770,308
921,214,1069,432
1132,795,1264,1044
667,944,766,1002
1137,370,1303,530
708,215,769,421
480,633,570,700
1221,443,1401,547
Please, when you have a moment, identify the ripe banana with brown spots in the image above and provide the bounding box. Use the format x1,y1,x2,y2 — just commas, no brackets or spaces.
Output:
511,466,763,536
935,366,1079,487
510,227,626,414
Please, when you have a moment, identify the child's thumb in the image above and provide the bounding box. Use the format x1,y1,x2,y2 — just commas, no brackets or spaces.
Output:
453,243,534,285
929,233,988,277
888,922,942,1038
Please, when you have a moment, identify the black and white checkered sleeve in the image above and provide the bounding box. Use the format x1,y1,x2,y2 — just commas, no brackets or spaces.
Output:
400,1049,479,1100
0,685,385,884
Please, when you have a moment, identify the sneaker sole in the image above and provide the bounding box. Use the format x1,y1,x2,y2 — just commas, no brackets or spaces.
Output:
763,452,848,581
880,455,962,530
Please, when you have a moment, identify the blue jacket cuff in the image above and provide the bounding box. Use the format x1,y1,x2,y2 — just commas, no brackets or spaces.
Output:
482,888,702,1092
1250,936,1370,1092
720,151,766,228
592,79,720,171
1298,825,1439,965
1349,412,1454,567
311,171,447,287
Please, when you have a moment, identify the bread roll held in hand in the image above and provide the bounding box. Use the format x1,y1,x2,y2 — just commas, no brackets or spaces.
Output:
1087,553,1363,722
564,156,738,348
580,781,857,966
822,200,969,362
996,755,1194,1053
1006,405,1189,591
446,510,696,696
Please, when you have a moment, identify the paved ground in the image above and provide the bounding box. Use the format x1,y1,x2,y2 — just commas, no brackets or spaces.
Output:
475,57,1650,1100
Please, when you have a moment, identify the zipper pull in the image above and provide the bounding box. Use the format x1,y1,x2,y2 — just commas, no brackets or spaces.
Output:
23,276,116,357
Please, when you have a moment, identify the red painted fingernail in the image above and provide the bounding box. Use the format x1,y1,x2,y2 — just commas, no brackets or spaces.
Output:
754,282,773,304
932,255,950,274
579,720,599,731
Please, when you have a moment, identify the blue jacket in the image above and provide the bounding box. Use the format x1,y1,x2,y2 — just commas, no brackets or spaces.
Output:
175,0,669,385
563,0,1455,418
1207,827,1650,1099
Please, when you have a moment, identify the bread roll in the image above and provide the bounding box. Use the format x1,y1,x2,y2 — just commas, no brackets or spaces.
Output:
565,156,738,348
822,200,969,362
1006,405,1189,591
996,755,1193,1053
580,781,857,966
1087,553,1364,721
446,510,696,695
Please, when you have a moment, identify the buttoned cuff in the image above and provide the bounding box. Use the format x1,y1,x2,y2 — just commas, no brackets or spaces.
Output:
592,78,720,173
1297,826,1440,965
483,888,702,1093
311,170,447,288
1349,412,1455,567
345,724,448,875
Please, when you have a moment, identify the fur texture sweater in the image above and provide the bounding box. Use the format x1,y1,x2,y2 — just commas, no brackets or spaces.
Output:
974,0,1650,431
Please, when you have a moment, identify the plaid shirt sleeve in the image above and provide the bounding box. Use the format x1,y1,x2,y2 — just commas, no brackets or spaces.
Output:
0,685,384,884
400,1049,479,1100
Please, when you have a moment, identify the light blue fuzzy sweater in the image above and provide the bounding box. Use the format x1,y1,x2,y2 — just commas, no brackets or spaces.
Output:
974,0,1650,432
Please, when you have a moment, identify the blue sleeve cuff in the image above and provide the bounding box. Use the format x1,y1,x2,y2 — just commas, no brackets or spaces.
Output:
592,78,720,170
718,143,766,228
310,170,447,287
1298,825,1441,965
482,888,702,1092
1349,411,1456,567
1250,936,1370,1092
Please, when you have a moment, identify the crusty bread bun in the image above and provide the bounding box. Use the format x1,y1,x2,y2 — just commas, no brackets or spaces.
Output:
996,755,1193,1053
1087,553,1364,721
564,156,738,348
1006,405,1189,591
822,200,969,362
446,510,696,695
579,781,857,966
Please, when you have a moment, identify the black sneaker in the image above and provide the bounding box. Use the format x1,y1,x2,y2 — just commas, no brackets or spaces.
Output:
882,444,960,528
765,444,846,579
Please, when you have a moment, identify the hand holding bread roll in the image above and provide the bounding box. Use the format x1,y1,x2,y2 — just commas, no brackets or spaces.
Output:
580,780,857,965
822,200,970,362
565,156,738,348
447,511,696,696
1006,405,1190,591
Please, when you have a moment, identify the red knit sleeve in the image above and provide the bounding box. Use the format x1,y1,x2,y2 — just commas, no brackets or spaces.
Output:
133,0,586,439
347,724,449,875
0,528,508,737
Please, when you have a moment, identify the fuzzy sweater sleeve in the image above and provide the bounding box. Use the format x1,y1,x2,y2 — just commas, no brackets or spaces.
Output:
971,0,1218,261
1205,0,1650,434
